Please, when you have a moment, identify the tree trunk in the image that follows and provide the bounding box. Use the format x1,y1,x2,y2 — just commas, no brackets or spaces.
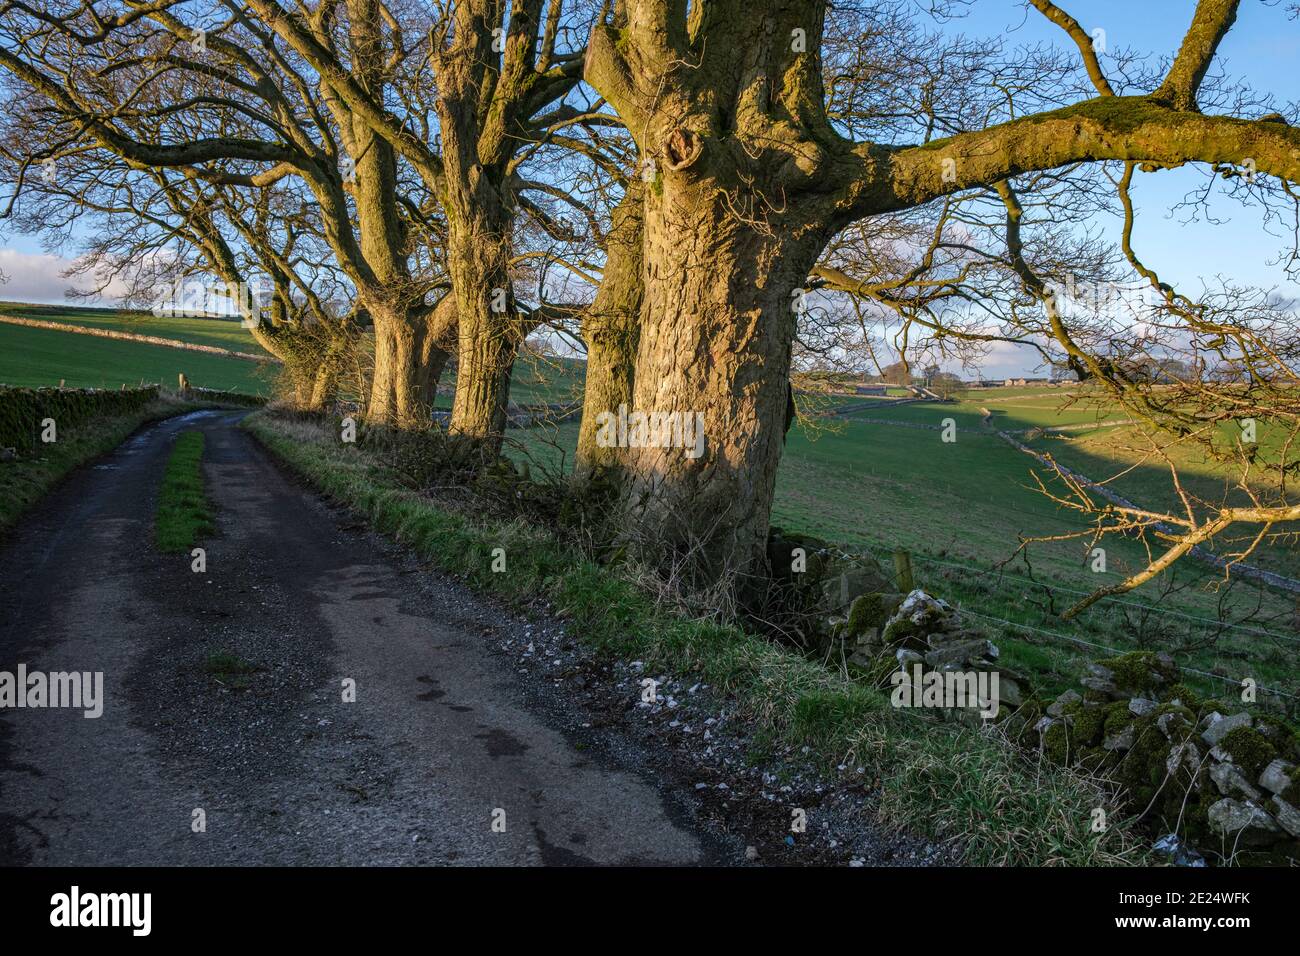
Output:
368,309,433,426
576,186,644,480
417,291,459,416
445,205,518,460
309,361,338,410
248,317,322,411
619,174,826,588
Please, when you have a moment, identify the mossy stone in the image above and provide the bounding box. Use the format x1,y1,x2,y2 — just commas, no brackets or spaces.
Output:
1065,701,1106,747
1098,650,1178,695
845,592,889,637
1216,726,1278,778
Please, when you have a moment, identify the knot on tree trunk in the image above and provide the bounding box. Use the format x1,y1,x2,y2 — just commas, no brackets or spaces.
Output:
663,129,703,171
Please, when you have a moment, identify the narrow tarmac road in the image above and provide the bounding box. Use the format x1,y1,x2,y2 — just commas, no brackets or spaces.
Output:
0,411,732,865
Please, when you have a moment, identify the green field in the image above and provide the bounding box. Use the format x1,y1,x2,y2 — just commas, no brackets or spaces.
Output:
0,302,593,405
0,320,274,394
0,301,271,354
510,394,1300,712
434,348,586,409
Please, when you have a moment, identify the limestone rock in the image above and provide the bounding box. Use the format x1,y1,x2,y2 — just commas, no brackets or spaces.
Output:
1207,798,1279,839
1166,742,1201,779
1083,651,1177,699
1047,690,1081,718
1080,663,1119,697
1128,697,1157,717
1259,759,1295,796
880,590,955,646
923,638,997,668
1104,724,1136,752
1271,797,1300,839
997,675,1024,709
1210,761,1261,800
1201,712,1253,747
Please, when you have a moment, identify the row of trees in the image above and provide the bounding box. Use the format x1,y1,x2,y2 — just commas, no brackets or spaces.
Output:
2,0,1298,605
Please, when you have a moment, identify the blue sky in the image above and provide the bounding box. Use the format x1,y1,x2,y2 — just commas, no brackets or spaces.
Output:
951,0,1300,296
2,1,1298,376
915,0,1300,375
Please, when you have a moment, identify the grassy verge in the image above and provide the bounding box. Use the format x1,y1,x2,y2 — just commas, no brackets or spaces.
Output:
0,395,200,533
155,430,214,552
246,410,1148,866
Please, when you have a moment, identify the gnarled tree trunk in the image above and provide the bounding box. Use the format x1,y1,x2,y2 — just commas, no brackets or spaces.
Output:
584,10,840,587
622,171,826,584
444,209,518,453
576,185,645,480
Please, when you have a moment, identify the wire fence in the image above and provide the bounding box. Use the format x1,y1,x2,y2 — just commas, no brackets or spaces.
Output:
834,542,1300,704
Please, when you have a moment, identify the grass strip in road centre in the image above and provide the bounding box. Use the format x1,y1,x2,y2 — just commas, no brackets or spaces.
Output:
155,429,214,552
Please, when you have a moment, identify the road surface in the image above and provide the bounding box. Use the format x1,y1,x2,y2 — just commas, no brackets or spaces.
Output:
0,410,733,865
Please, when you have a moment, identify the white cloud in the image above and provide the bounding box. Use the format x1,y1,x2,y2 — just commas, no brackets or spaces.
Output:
963,339,1052,380
0,248,130,305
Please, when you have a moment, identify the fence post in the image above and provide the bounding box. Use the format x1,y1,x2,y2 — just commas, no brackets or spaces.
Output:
893,548,914,593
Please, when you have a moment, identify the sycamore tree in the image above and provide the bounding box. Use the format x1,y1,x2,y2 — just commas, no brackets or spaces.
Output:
0,111,372,407
0,0,465,422
581,0,1300,594
233,0,626,459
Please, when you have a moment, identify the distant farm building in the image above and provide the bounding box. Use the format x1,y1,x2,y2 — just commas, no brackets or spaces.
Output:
1003,377,1049,387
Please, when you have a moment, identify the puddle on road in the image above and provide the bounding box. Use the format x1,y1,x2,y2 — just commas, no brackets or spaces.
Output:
474,727,530,758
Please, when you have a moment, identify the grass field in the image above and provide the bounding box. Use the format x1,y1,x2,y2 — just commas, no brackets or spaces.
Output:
509,398,1300,713
0,301,271,354
1022,420,1300,576
0,320,274,394
432,348,586,408
0,302,587,404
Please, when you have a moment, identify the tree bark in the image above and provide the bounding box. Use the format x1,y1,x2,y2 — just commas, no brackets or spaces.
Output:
621,170,826,585
576,185,644,480
368,309,434,425
418,291,459,412
441,166,520,459
583,9,838,586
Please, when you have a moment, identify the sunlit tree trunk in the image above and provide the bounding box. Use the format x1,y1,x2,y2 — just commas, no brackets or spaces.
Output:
576,186,644,480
